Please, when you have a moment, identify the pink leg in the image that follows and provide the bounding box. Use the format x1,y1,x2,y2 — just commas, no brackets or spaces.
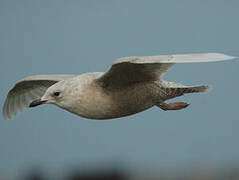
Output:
157,102,190,111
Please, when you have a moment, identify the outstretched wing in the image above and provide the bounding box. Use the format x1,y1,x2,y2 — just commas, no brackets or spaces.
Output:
3,75,76,120
96,53,235,88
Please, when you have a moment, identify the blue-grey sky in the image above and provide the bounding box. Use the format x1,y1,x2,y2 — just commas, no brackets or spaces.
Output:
0,0,238,177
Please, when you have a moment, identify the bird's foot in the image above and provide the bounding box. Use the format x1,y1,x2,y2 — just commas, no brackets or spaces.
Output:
157,102,189,111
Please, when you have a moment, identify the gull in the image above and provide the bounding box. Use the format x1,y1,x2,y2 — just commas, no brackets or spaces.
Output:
2,53,236,120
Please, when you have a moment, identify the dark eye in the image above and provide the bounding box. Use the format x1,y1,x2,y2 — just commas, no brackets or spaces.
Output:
53,91,60,97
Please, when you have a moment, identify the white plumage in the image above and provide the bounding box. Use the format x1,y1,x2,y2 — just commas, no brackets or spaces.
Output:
2,53,236,120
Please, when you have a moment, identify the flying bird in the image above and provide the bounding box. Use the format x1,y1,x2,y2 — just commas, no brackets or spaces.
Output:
2,53,236,120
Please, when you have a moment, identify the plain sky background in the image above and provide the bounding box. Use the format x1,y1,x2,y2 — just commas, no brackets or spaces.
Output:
0,0,238,177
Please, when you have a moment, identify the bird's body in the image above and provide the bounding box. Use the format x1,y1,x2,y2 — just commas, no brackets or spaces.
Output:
64,72,156,119
2,53,236,120
30,72,207,120
39,72,159,119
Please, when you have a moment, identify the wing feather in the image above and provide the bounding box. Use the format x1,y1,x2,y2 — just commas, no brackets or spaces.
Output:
97,53,235,88
3,74,76,120
115,53,236,64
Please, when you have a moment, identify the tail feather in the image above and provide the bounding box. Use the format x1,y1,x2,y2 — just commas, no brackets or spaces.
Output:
160,85,210,101
180,85,210,94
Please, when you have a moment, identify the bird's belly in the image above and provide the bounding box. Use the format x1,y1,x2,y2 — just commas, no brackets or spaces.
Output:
69,82,156,120
73,100,154,120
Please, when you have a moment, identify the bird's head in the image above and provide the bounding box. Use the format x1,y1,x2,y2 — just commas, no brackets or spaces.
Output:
29,80,77,110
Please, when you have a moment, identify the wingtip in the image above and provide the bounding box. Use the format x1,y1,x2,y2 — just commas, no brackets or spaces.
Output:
212,53,237,60
2,111,10,120
223,54,237,60
2,101,9,120
3,116,10,120
205,85,212,92
230,55,238,59
2,108,11,120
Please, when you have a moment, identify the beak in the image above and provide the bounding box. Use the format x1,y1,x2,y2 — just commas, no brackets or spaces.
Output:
29,99,47,108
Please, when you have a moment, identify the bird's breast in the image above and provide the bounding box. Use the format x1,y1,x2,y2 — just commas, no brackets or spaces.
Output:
66,83,116,119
